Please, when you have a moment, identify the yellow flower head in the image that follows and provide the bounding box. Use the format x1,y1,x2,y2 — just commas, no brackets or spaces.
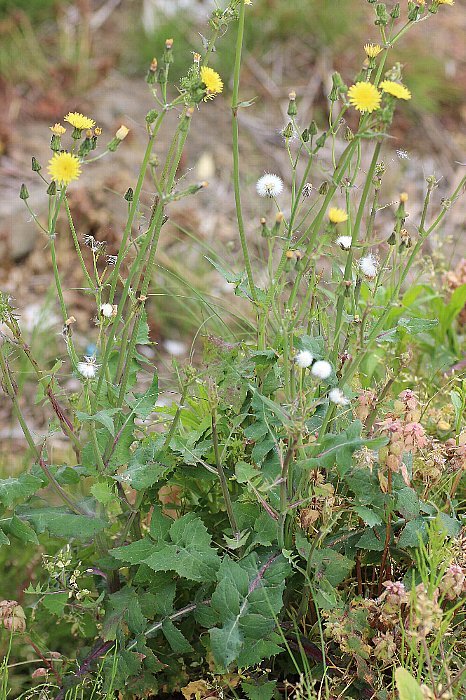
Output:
48,152,81,185
64,112,95,130
50,123,66,135
380,80,411,100
200,66,223,99
328,207,348,224
438,0,454,4
364,43,382,58
347,82,381,113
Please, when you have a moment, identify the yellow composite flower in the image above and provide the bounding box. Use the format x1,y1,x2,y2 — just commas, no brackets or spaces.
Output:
49,123,66,135
64,112,95,130
364,43,382,58
48,152,82,185
380,80,412,100
347,82,381,113
438,0,454,5
200,66,223,99
328,207,348,224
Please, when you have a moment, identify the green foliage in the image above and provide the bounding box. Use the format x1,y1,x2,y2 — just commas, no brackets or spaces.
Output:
1,1,465,698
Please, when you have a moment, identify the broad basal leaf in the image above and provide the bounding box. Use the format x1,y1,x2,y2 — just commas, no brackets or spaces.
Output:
209,553,289,669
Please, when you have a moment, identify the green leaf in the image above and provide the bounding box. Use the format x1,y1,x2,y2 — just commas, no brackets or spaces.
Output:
294,334,325,359
111,538,158,565
42,593,68,616
395,668,424,700
310,549,354,587
436,512,461,538
76,409,119,436
398,518,427,549
397,317,438,335
113,514,221,583
162,619,194,653
235,461,260,484
395,487,420,521
120,441,173,490
0,528,10,546
129,373,159,418
0,473,42,508
90,481,116,505
21,507,108,539
103,586,146,640
352,506,382,528
209,554,289,669
144,513,221,582
242,680,276,700
357,526,386,552
6,515,39,544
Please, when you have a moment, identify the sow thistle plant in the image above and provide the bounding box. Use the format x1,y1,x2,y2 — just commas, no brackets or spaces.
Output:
0,1,465,698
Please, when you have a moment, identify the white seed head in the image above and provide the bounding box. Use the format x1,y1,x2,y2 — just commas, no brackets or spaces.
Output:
295,350,314,368
359,253,379,279
100,303,114,318
256,173,284,198
311,360,332,380
77,356,99,379
336,235,352,250
329,388,350,405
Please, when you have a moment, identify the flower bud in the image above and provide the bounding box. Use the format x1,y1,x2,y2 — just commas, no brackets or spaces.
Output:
19,183,29,200
47,181,57,196
146,57,158,84
319,181,329,195
287,90,297,117
390,3,400,18
146,109,159,125
31,156,41,172
124,187,134,202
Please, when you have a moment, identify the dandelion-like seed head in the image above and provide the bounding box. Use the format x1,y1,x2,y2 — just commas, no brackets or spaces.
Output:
364,43,382,58
47,152,81,185
50,123,66,135
359,253,379,279
328,207,348,224
256,173,284,198
329,388,350,406
311,360,332,380
336,235,352,250
200,66,223,99
100,303,114,318
64,112,95,130
347,82,382,113
295,350,314,368
77,356,100,380
380,80,412,101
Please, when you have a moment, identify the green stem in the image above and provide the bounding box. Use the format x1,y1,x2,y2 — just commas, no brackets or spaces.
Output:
231,0,258,304
212,408,240,538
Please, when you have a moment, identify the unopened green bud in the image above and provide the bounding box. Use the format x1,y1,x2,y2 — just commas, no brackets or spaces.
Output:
319,181,329,196
19,183,29,200
315,132,327,149
390,3,400,18
47,181,57,196
260,217,270,238
124,187,134,202
50,134,61,151
308,120,318,136
283,122,294,139
387,231,396,245
78,137,93,157
375,3,389,26
146,109,159,125
301,128,309,143
344,126,354,142
408,2,421,20
146,58,158,84
31,157,41,172
272,211,284,237
328,86,339,102
71,127,83,140
287,90,297,117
